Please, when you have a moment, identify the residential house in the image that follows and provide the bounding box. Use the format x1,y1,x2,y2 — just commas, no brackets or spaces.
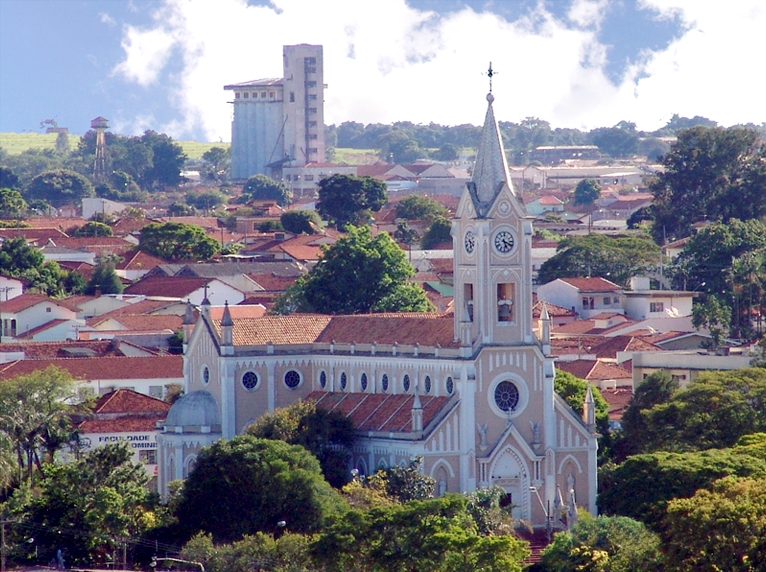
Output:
0,294,81,341
537,277,624,319
124,276,246,306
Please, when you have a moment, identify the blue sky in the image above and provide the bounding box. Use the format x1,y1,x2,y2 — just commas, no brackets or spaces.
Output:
1,0,764,141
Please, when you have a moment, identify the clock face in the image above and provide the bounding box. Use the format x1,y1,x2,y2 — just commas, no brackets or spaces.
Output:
464,231,476,254
494,230,515,254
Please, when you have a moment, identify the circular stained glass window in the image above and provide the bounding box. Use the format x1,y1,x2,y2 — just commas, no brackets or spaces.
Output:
320,371,327,389
446,376,454,395
242,371,258,391
381,374,389,392
403,374,411,392
202,366,210,385
361,373,368,391
340,372,347,390
494,381,520,412
424,375,432,394
284,370,301,389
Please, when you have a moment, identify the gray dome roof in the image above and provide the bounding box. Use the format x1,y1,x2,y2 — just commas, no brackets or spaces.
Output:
165,390,221,427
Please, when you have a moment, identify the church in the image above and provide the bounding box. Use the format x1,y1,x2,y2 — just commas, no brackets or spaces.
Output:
157,92,598,528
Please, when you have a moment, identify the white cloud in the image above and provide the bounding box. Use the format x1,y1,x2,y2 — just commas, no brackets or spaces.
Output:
112,0,766,141
99,12,116,27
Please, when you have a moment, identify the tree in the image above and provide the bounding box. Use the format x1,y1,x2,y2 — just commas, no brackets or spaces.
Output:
613,371,679,461
84,255,124,295
598,433,766,530
691,295,732,347
273,225,432,314
590,125,639,158
0,166,21,190
393,220,419,248
0,366,82,485
140,130,187,188
74,221,113,237
25,169,94,207
181,531,314,572
138,222,220,261
554,371,609,439
201,146,230,181
376,130,426,163
27,442,153,566
175,435,347,543
316,174,387,228
187,190,226,211
628,368,766,454
540,514,664,572
241,174,291,206
0,187,27,219
247,400,356,488
0,236,64,295
573,178,601,207
312,495,530,572
663,475,766,571
538,234,661,287
280,210,322,235
430,143,460,161
420,215,452,249
166,202,198,217
649,126,766,242
394,195,447,221
672,219,766,340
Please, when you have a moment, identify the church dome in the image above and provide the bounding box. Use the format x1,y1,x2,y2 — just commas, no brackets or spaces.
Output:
165,390,221,428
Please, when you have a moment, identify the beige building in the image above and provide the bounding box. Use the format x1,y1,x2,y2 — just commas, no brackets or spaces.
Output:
158,93,598,529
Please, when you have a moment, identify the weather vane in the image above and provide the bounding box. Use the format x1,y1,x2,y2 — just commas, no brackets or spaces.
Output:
487,62,497,92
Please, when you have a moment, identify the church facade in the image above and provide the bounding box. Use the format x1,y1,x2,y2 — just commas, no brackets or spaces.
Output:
157,93,598,528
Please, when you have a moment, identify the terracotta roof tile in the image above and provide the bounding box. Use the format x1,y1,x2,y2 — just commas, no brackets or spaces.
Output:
116,249,167,271
558,277,622,292
218,315,333,345
92,388,171,414
315,314,457,347
532,300,576,319
556,359,632,381
309,391,451,432
124,276,210,297
247,273,299,292
600,387,633,421
0,355,183,381
1,293,64,313
90,314,183,332
0,340,121,358
17,319,69,338
589,336,663,359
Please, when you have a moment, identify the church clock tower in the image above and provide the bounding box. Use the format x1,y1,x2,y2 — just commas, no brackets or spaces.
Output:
452,92,534,349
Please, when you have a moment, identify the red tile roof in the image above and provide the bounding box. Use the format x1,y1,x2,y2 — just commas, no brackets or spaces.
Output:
558,277,622,292
532,300,575,319
90,314,183,332
1,293,65,313
247,273,299,292
316,314,457,347
78,417,162,432
589,336,663,359
17,319,69,338
124,275,210,297
116,249,167,272
600,387,633,421
92,387,171,414
556,359,632,381
85,299,180,326
309,391,451,432
0,340,121,358
0,355,183,381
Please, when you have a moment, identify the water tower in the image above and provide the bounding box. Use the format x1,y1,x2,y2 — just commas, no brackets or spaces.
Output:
91,116,109,182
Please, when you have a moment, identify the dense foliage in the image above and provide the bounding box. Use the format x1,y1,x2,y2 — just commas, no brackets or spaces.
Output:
273,225,433,314
239,174,291,206
138,221,220,261
280,209,322,234
176,435,347,543
649,126,766,243
538,233,661,287
394,194,448,221
247,400,356,488
316,174,387,228
25,168,94,207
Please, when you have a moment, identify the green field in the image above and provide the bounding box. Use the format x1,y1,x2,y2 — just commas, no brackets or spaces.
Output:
0,133,387,164
0,132,230,160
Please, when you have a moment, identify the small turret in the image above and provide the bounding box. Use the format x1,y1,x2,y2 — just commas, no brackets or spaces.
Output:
540,303,551,355
182,300,195,345
411,384,423,432
220,301,234,355
583,385,596,433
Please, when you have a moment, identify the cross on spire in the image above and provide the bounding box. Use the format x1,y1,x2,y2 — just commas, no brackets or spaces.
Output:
487,62,497,93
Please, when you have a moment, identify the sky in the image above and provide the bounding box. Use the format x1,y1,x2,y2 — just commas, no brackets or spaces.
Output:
1,0,764,142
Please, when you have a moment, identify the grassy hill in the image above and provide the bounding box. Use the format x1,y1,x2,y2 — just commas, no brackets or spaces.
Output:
0,132,230,160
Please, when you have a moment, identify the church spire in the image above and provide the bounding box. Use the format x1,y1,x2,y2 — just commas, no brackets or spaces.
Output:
469,91,514,216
